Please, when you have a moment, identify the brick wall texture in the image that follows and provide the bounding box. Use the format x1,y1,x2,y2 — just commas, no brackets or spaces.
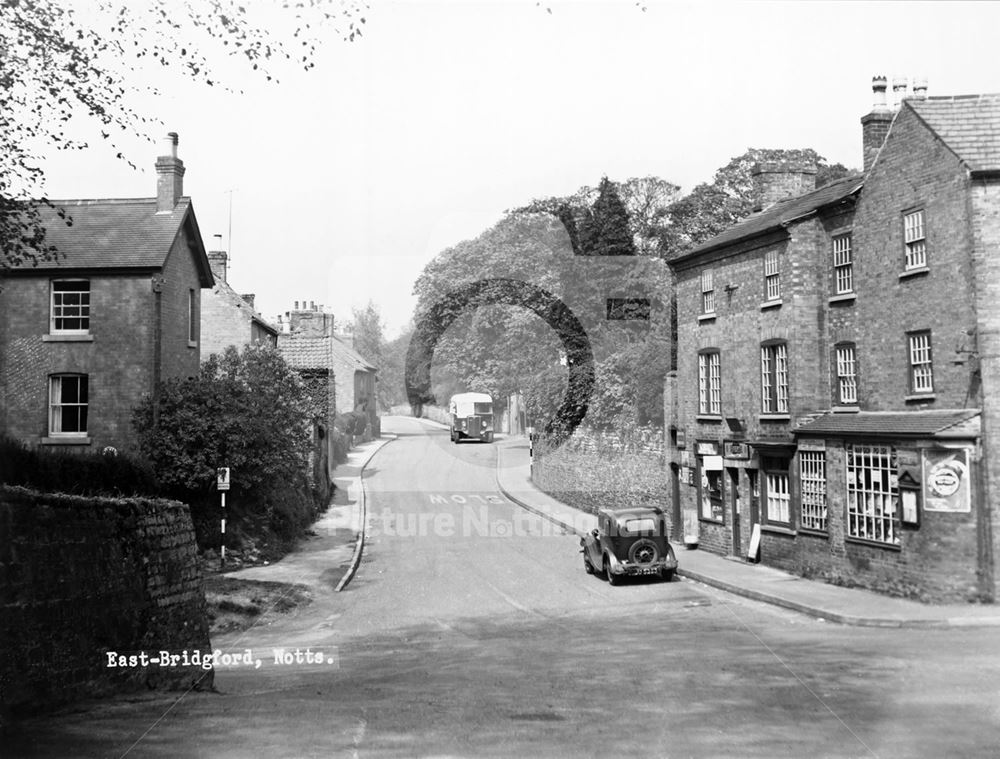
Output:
0,486,213,717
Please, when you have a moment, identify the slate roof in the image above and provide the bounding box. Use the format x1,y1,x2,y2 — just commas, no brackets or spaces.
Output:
212,278,278,335
907,94,1000,173
332,336,377,372
795,409,981,438
679,174,864,260
7,197,213,285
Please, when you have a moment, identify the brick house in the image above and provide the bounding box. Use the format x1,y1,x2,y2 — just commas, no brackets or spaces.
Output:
0,134,214,454
277,303,378,438
667,79,1000,603
200,247,278,360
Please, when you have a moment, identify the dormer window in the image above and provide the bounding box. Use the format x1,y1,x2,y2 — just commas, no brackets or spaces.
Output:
50,280,90,333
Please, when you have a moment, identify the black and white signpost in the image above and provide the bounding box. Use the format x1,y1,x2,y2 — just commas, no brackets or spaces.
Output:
217,467,231,568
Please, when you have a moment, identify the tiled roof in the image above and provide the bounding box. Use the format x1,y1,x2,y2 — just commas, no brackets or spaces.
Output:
907,94,1000,173
214,279,278,334
278,335,330,370
10,198,210,284
278,333,377,372
795,409,981,438
681,174,863,259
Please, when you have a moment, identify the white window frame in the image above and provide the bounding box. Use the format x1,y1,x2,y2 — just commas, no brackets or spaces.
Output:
50,279,91,334
832,233,853,294
761,342,789,413
904,210,926,270
49,374,89,436
908,331,933,394
698,351,721,415
701,269,715,314
799,451,827,532
764,249,780,301
836,343,858,405
763,458,790,524
846,444,899,545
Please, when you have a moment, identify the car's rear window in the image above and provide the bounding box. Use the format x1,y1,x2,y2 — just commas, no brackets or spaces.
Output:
624,518,656,533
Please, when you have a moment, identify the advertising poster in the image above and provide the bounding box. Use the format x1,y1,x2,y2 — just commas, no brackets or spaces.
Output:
922,448,971,513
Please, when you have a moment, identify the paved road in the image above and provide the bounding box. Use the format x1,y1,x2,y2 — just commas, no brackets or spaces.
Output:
7,416,1000,758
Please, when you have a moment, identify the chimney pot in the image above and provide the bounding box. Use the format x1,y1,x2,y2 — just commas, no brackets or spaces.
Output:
872,75,889,110
892,76,908,107
861,74,896,173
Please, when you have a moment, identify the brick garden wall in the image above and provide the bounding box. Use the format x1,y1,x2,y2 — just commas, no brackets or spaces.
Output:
0,486,213,718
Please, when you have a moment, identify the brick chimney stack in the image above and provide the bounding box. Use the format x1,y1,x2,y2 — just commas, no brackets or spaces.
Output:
861,75,894,174
207,251,227,284
911,76,928,100
750,160,816,212
155,132,185,213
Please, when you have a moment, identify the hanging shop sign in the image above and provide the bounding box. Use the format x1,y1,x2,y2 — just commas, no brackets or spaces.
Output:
922,448,971,513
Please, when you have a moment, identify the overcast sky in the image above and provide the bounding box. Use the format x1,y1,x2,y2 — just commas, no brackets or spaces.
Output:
37,0,1000,338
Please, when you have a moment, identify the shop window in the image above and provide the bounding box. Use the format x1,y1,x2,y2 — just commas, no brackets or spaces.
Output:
699,454,724,522
799,450,827,531
762,456,790,525
846,444,899,545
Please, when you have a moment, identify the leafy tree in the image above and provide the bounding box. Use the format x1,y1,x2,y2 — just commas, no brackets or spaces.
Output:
1,1,366,273
352,300,385,370
133,345,315,540
378,323,413,409
659,148,856,258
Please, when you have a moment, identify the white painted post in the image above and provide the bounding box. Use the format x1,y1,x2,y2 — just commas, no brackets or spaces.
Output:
220,490,227,569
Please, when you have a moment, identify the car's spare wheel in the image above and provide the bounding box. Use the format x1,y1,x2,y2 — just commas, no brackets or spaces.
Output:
628,539,659,565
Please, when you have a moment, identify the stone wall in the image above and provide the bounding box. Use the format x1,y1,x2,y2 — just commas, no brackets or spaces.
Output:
0,486,213,719
530,429,668,517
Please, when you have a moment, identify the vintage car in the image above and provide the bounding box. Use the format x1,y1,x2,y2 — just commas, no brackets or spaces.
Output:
581,507,678,585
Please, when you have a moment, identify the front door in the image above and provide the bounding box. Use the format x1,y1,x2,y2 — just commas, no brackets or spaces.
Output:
728,468,741,556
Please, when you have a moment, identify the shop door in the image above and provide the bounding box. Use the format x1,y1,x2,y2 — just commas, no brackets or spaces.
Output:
728,468,741,556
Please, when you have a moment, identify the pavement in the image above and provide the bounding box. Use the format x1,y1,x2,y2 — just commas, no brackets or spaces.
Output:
223,433,394,593
490,433,1000,629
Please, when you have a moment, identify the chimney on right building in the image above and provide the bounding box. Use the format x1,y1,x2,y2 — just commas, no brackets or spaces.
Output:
861,75,894,173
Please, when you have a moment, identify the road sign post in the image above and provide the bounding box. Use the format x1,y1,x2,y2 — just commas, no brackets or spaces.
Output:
217,467,231,568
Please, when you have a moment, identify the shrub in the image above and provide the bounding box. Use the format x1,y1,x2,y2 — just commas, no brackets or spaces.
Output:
0,436,159,496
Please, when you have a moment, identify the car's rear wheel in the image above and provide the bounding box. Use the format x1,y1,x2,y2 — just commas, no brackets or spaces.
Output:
605,557,620,586
583,554,594,574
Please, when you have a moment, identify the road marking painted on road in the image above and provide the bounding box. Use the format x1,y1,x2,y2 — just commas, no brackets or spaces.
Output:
428,493,507,504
